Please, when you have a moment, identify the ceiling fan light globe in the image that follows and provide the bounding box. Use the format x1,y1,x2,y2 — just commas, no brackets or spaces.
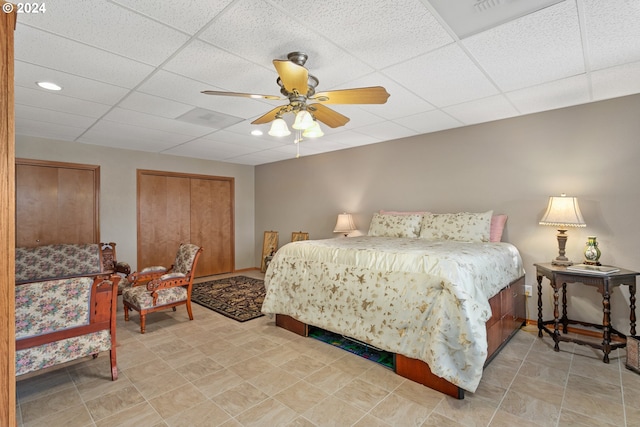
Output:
302,121,323,138
268,118,291,136
292,110,314,130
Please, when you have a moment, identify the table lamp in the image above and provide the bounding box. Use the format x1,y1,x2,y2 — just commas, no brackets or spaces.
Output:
333,213,356,237
539,194,585,266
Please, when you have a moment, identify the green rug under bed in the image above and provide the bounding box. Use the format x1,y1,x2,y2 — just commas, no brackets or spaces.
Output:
309,327,395,370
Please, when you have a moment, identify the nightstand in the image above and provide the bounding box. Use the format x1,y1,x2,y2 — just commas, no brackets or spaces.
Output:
535,263,639,363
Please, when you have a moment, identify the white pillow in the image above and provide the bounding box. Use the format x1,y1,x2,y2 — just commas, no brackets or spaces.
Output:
419,211,493,242
367,213,423,238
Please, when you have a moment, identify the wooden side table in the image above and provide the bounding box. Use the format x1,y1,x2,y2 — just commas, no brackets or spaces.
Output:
535,263,639,363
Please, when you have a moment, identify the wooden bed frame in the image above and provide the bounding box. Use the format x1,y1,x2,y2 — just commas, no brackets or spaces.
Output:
274,275,526,399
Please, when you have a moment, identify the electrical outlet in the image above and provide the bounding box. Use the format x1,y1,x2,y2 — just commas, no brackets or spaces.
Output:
524,285,532,297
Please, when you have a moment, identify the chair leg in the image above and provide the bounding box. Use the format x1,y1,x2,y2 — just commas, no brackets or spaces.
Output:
186,300,194,321
123,304,129,321
110,348,118,381
140,313,146,334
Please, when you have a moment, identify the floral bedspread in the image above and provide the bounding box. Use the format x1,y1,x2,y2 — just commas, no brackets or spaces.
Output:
261,236,525,392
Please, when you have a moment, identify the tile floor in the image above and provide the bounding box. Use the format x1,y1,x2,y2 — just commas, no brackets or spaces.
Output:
15,272,640,426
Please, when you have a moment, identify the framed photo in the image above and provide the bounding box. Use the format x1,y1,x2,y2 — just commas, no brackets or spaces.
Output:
261,231,279,273
291,231,309,242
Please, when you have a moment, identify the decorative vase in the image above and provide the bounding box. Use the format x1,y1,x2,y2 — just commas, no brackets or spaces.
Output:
584,236,601,265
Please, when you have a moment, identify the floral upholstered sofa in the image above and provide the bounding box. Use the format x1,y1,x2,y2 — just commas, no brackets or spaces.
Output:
15,243,128,380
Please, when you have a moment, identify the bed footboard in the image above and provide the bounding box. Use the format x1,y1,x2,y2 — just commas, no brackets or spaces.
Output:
273,275,526,399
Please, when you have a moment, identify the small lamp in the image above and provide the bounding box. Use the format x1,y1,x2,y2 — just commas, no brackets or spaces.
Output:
333,213,356,237
539,194,586,266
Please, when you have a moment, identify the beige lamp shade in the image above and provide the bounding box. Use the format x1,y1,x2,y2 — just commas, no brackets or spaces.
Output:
333,213,356,236
539,194,585,266
539,195,585,228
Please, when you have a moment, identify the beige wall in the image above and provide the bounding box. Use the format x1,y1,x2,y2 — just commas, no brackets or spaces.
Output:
15,135,256,272
256,94,640,330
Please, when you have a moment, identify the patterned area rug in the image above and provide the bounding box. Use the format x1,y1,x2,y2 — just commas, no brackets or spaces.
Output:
191,276,265,322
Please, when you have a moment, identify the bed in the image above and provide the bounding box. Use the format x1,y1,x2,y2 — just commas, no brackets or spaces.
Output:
261,211,526,398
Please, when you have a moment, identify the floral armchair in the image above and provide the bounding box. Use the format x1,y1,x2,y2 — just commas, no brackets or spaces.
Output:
122,243,203,333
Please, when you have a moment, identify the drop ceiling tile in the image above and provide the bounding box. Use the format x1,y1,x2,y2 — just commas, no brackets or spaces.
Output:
15,86,112,118
162,40,275,94
197,0,373,89
299,138,351,154
462,0,584,92
393,110,462,134
103,108,217,137
111,0,233,35
118,92,195,118
78,121,195,152
582,0,640,70
138,70,275,119
506,74,591,115
210,127,291,149
320,130,384,148
231,148,298,165
17,0,189,66
352,121,418,141
163,138,257,160
443,95,519,125
269,0,453,68
384,43,499,107
429,0,565,39
15,117,87,141
14,61,130,105
15,104,97,129
591,61,640,102
15,25,155,88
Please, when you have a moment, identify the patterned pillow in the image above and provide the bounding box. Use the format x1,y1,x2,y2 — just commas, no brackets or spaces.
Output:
367,213,424,238
419,211,493,242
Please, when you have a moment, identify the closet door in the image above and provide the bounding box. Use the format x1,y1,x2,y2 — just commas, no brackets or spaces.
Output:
190,177,234,277
137,173,190,269
137,170,234,277
16,160,99,247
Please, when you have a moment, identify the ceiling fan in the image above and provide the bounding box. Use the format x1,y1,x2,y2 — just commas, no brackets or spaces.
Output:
201,52,390,137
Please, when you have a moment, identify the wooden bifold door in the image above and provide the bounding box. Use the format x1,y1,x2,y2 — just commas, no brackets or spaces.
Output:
137,170,234,278
16,159,99,247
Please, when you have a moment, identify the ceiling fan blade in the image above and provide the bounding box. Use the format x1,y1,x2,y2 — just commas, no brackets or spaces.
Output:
251,106,285,125
307,104,350,128
312,86,390,104
201,90,283,100
273,59,309,95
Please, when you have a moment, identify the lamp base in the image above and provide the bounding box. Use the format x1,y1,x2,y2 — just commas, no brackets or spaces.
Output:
552,258,574,266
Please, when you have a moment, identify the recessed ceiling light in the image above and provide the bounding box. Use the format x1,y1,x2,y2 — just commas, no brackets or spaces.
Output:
251,129,263,136
36,81,62,91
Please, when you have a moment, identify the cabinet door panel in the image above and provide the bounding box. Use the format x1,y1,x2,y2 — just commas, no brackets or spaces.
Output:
16,161,98,247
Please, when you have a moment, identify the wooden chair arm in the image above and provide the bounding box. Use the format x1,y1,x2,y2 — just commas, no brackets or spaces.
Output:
126,269,167,287
145,275,188,292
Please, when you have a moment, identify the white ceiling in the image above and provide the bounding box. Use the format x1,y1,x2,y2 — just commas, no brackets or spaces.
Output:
12,0,640,165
